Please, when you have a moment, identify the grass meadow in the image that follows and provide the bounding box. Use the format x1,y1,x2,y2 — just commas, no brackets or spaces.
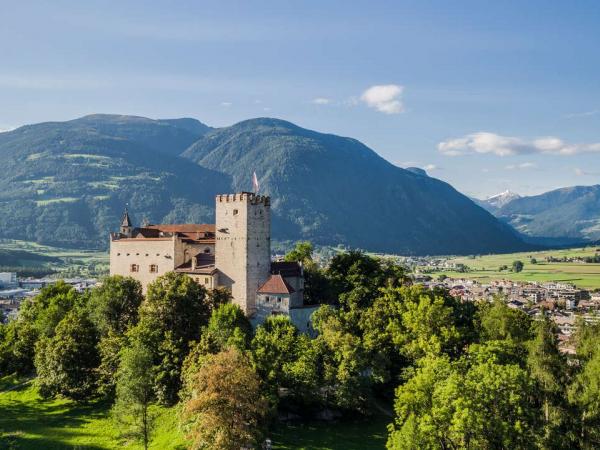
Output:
0,377,388,450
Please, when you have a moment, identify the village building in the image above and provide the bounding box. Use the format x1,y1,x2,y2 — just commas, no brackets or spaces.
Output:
110,192,315,330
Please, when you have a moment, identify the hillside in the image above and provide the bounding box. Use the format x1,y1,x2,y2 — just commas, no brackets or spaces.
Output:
0,115,229,249
183,118,528,255
0,114,531,254
494,185,600,242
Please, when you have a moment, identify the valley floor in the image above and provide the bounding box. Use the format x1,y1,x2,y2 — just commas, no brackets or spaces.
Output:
0,377,387,450
439,247,600,290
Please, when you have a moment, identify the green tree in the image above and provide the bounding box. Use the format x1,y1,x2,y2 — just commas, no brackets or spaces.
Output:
1,281,81,375
388,345,540,450
142,272,210,347
113,340,156,450
313,305,371,410
182,347,269,450
527,316,567,438
87,276,143,397
569,320,600,448
132,272,212,405
182,303,252,399
398,288,460,359
512,260,524,273
284,241,314,264
251,315,319,406
19,281,81,339
199,303,252,354
34,310,99,401
87,275,143,336
252,315,300,388
97,331,127,397
0,320,38,375
477,298,533,343
569,351,600,448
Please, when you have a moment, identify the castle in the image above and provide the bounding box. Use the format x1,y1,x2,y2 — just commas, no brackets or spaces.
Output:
110,192,314,328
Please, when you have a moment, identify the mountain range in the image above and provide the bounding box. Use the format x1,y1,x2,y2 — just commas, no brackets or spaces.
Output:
484,186,600,244
474,190,521,214
0,114,530,255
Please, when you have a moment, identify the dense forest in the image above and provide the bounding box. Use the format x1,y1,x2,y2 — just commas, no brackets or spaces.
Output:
1,244,599,449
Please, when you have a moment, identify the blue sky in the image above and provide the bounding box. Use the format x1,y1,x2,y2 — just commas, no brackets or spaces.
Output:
1,0,600,197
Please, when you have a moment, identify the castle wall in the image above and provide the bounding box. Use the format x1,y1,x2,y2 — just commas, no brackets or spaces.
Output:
109,237,177,293
179,241,215,266
215,193,271,315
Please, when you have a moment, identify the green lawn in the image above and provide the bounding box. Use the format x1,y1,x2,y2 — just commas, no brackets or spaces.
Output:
271,416,388,449
0,377,388,449
0,380,185,450
437,247,600,290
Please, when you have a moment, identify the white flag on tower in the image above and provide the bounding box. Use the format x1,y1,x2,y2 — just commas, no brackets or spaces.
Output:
252,171,260,193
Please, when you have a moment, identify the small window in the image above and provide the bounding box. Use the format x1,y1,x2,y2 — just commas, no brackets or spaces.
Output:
205,277,209,284
130,264,139,273
204,247,211,254
277,297,282,303
149,264,158,273
265,296,270,303
233,209,239,215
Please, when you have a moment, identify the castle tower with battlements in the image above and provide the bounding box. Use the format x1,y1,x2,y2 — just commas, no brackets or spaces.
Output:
109,192,313,330
215,192,271,315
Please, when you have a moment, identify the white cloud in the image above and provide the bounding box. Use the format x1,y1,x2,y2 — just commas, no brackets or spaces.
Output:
220,102,232,107
575,168,600,176
0,125,14,133
360,84,404,114
565,110,598,119
311,97,331,105
505,162,537,170
439,132,600,156
423,164,438,171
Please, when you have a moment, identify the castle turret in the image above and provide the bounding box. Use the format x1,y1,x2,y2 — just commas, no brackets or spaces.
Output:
214,192,271,315
120,208,133,237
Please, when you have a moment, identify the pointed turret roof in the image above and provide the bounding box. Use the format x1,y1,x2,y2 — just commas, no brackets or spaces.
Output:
121,209,132,228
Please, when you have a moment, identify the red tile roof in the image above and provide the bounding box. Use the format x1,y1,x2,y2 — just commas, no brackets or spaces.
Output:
257,274,295,295
138,224,216,242
145,224,215,233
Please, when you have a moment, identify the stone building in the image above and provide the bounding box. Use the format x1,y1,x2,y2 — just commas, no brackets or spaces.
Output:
110,192,313,325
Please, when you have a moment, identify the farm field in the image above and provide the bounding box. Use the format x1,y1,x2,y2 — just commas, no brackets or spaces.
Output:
438,246,600,290
0,240,108,278
0,377,387,450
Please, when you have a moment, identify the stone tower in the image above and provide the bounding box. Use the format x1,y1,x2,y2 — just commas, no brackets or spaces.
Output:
215,192,271,315
120,208,133,237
